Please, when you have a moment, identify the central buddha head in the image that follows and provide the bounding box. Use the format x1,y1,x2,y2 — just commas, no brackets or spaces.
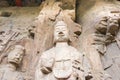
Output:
54,21,70,44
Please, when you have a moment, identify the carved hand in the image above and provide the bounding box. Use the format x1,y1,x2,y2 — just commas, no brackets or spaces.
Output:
41,58,54,68
41,58,54,74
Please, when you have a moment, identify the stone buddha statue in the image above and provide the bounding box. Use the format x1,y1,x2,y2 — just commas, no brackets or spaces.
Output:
0,45,25,80
35,21,92,80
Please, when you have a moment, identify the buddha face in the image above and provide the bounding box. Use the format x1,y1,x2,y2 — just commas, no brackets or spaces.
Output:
8,45,24,65
54,21,69,43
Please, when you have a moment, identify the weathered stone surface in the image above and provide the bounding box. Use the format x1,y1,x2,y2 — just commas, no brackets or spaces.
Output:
0,45,25,80
35,21,92,80
77,0,120,80
0,7,40,80
32,1,81,79
0,0,120,80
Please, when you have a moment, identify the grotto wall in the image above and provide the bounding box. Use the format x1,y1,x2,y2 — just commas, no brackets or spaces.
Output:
0,0,120,80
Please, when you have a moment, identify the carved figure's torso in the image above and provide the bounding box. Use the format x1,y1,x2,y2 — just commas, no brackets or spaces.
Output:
53,46,74,78
38,45,84,80
0,65,24,80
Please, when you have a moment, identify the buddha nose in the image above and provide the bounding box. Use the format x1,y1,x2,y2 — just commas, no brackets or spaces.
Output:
59,32,63,34
16,57,19,60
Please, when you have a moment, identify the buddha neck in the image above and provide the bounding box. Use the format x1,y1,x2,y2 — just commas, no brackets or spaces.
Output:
55,42,69,48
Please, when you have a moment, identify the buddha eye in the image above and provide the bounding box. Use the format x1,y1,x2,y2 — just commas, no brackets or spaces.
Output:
62,29,66,31
56,31,60,33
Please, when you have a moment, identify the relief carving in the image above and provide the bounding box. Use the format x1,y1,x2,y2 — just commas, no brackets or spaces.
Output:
0,45,25,80
0,1,120,80
0,30,19,53
93,12,120,79
35,21,92,80
0,30,21,63
94,13,120,55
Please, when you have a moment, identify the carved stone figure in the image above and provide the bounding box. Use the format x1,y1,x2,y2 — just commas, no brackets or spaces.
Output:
35,21,92,80
93,14,120,79
94,15,120,55
0,45,25,80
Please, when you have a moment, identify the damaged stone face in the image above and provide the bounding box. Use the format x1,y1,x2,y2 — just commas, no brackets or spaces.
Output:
7,45,25,65
0,45,25,80
94,14,120,55
95,17,108,35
